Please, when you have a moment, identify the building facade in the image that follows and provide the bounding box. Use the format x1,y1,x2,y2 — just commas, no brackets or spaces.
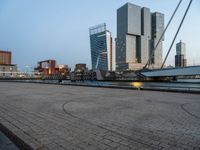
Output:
151,12,165,67
34,60,70,77
89,23,112,71
175,41,187,67
0,65,17,77
0,50,17,77
74,64,88,73
34,60,56,75
56,64,70,76
116,3,164,71
0,50,11,65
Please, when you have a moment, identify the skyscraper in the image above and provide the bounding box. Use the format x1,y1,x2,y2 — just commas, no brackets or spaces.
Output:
89,23,112,71
141,7,151,64
151,12,165,67
116,3,164,71
175,40,187,67
116,3,142,71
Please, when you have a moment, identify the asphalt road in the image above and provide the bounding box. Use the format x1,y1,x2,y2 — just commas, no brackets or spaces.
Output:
0,82,199,150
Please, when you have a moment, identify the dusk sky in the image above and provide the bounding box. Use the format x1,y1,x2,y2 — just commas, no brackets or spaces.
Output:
0,0,199,71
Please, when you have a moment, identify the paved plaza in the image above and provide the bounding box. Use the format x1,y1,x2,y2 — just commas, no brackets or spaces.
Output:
0,82,200,150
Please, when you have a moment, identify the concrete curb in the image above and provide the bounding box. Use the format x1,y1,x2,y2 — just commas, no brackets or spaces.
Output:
0,80,199,94
0,123,33,150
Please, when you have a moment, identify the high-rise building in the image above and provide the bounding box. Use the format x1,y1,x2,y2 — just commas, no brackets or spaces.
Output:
176,40,186,56
151,12,164,67
89,23,112,71
141,7,151,64
116,3,164,71
116,3,142,71
175,40,187,67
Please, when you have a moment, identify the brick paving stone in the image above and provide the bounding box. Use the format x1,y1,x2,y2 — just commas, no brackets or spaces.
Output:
116,145,130,150
107,141,120,148
0,82,200,150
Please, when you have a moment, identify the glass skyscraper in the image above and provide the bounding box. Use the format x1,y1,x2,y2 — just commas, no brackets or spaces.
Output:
89,23,112,71
151,12,165,67
175,40,187,67
116,3,164,71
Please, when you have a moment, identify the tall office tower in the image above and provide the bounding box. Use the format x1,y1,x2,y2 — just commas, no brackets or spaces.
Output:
175,40,187,67
151,12,164,67
116,3,164,71
116,3,142,71
89,23,112,71
141,7,151,64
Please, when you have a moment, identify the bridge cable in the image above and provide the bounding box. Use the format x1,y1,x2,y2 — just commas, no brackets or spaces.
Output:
144,0,183,69
161,0,193,69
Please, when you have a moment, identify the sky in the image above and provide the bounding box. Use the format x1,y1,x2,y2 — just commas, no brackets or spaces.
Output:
0,0,200,71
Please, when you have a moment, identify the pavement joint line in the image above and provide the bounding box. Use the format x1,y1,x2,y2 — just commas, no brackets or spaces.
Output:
62,100,163,149
180,102,200,120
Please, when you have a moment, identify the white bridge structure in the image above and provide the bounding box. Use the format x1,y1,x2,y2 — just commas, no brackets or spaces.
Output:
141,66,200,77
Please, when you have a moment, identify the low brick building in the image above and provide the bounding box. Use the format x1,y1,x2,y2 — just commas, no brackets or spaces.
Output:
0,50,11,65
0,50,17,78
34,60,70,79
